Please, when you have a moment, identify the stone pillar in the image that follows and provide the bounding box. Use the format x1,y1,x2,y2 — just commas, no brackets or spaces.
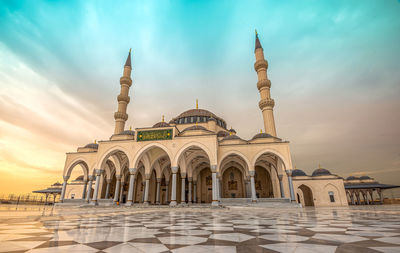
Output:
144,176,150,204
188,178,192,203
105,179,111,199
60,176,70,202
217,173,221,201
113,175,121,204
278,174,285,198
249,171,257,202
286,170,296,202
156,178,161,204
193,181,197,203
119,180,124,203
165,180,169,204
126,168,137,206
245,179,251,198
379,189,384,204
86,176,94,203
181,173,186,203
211,165,219,206
91,169,103,205
170,166,178,206
82,180,88,199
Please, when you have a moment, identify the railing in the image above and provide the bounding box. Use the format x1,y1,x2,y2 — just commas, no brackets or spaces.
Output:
0,194,59,205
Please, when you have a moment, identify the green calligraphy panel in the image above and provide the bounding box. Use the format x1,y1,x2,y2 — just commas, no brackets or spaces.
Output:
137,129,173,142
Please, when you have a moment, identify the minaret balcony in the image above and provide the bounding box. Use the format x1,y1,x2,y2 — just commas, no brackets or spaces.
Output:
259,98,275,110
114,111,128,121
257,79,271,90
254,59,268,71
117,94,130,103
120,76,132,86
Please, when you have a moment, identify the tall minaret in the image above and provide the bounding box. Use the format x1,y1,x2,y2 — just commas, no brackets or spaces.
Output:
114,49,133,134
254,31,277,136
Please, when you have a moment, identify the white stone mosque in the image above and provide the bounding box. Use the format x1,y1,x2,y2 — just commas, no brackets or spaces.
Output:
54,33,395,208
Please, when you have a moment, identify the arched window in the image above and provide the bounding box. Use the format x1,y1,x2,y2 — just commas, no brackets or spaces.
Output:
328,191,335,202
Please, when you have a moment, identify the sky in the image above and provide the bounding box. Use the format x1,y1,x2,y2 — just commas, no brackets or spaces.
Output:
0,0,399,196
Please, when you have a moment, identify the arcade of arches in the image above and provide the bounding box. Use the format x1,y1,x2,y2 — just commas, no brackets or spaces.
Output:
62,148,290,206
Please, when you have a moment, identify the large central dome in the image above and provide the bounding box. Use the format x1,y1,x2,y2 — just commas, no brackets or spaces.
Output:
171,108,227,129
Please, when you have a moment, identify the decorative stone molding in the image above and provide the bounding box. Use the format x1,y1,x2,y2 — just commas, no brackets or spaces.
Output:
156,178,161,183
278,174,283,180
254,59,268,71
249,171,255,177
171,166,179,174
286,170,293,176
129,168,137,175
181,173,187,178
95,169,104,176
63,176,70,181
259,98,275,110
116,174,122,180
210,165,217,173
257,79,271,90
88,175,95,181
106,179,112,184
188,177,193,182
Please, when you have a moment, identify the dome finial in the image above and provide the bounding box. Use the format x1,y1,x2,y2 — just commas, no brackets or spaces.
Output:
162,115,165,122
318,163,321,169
94,139,96,144
196,99,198,109
255,29,258,36
260,129,262,133
129,126,132,131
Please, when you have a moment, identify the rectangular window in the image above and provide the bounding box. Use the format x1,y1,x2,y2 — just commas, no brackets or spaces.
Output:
329,191,335,202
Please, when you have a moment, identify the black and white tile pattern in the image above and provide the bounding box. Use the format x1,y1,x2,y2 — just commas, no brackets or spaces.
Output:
0,205,400,252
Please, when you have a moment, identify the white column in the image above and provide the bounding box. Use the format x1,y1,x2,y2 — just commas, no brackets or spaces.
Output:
126,168,136,206
188,178,192,203
181,173,186,203
119,180,124,203
86,176,94,203
113,175,121,204
249,171,257,202
193,182,197,203
105,179,111,199
278,175,285,198
165,180,169,204
218,176,222,201
91,169,103,205
144,178,150,204
60,176,69,202
156,179,161,204
286,170,296,202
82,180,88,199
211,165,219,206
169,167,178,206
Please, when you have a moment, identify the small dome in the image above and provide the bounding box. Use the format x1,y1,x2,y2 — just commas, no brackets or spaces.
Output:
84,143,98,149
312,168,331,177
152,122,170,128
52,182,62,186
75,175,84,181
252,132,274,140
217,131,229,137
222,135,241,141
292,169,307,177
119,130,135,136
228,128,236,134
346,176,359,180
359,176,371,180
182,125,209,132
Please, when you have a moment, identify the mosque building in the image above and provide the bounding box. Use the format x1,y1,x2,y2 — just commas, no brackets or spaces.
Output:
59,33,350,207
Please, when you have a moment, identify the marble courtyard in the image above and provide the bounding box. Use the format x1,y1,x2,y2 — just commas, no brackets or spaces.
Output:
1,205,400,252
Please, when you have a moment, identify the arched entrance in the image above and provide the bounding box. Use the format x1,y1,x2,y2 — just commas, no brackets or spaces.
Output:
298,184,314,206
134,171,144,203
222,167,245,198
255,166,273,198
198,167,212,203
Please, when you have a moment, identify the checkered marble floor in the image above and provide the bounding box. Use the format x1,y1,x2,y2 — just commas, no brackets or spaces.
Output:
1,205,400,252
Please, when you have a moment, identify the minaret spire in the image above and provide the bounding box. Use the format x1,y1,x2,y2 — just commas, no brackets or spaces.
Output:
114,49,133,134
254,31,277,136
